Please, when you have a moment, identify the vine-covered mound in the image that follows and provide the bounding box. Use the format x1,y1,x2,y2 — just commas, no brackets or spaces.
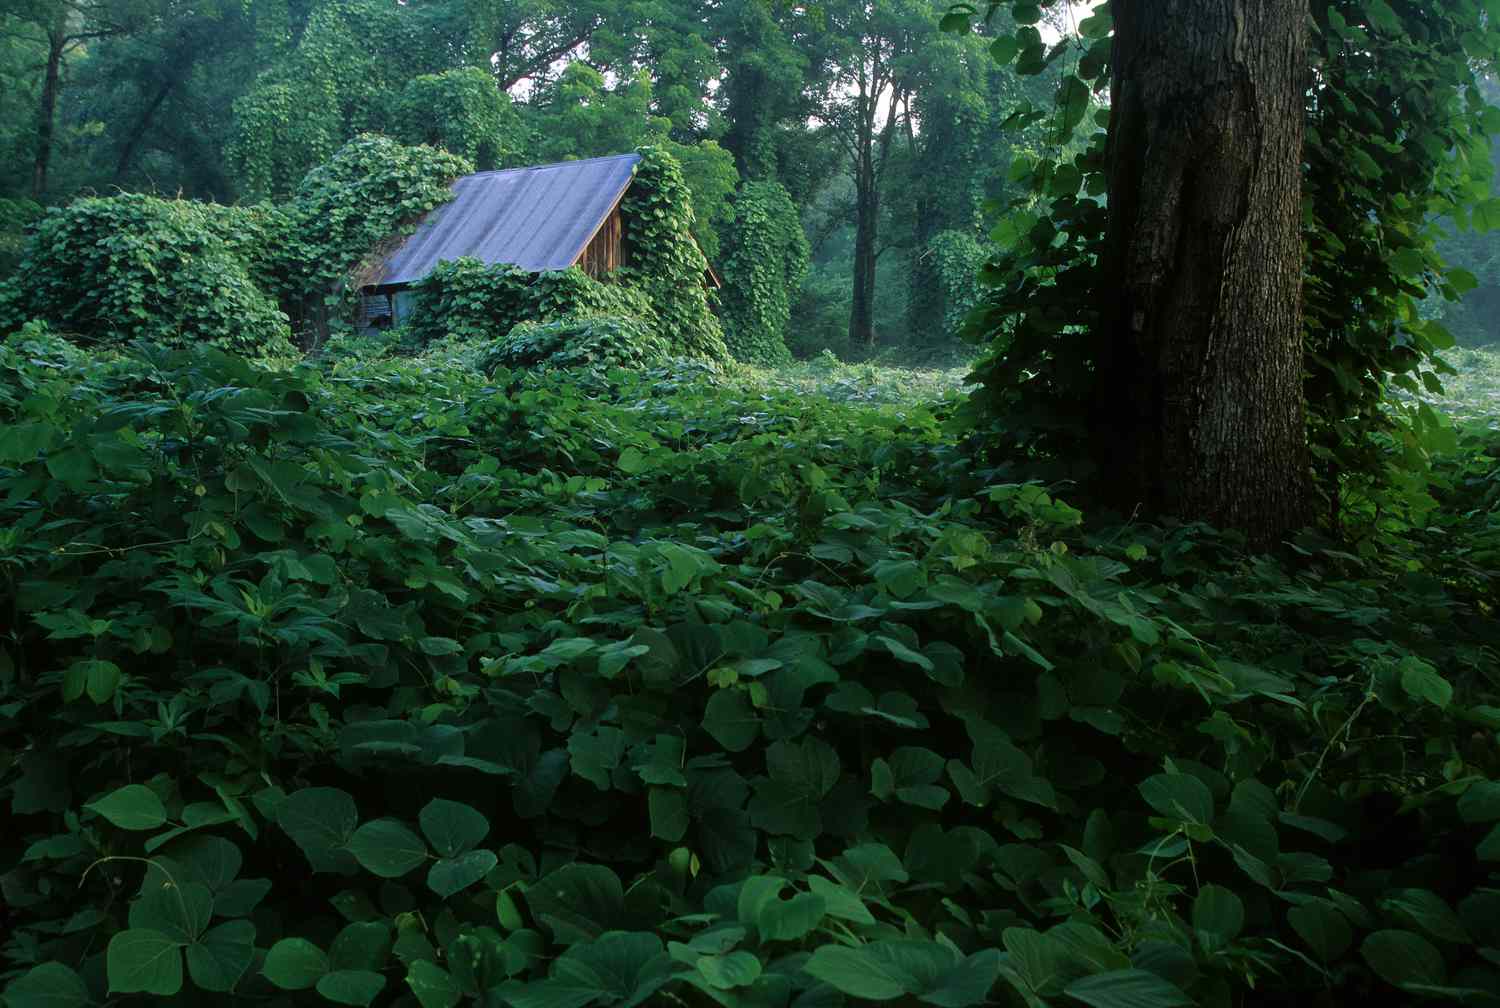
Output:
403,261,661,350
0,195,293,354
275,134,472,319
0,135,471,352
0,330,1497,1006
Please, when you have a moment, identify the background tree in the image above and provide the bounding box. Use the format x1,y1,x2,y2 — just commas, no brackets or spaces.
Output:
0,0,157,199
810,0,938,350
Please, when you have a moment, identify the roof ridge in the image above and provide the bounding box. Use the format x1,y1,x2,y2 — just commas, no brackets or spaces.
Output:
465,151,641,180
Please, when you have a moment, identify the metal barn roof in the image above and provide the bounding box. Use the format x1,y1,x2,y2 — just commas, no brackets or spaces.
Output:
373,152,641,287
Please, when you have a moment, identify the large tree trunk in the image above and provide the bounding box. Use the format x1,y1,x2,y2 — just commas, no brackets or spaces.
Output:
33,30,66,201
1093,0,1311,544
848,148,878,349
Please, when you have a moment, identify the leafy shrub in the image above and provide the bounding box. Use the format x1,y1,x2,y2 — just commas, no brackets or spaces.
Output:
480,314,669,372
402,258,535,344
0,193,292,354
227,78,344,202
225,0,414,201
719,180,808,365
389,68,525,170
277,134,472,311
1,336,1497,1006
403,260,662,348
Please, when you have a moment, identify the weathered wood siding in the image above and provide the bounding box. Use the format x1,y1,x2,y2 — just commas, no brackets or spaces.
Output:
577,207,625,279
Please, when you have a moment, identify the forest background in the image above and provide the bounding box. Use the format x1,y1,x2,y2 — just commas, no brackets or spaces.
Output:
6,0,1493,359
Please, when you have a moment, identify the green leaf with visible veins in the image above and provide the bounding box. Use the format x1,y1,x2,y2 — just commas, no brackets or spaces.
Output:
107,929,183,996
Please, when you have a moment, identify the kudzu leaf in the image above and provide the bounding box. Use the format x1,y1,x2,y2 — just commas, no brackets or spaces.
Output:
407,960,462,1008
278,787,358,873
702,689,759,751
1138,773,1214,825
316,970,387,1006
526,864,627,943
757,892,825,942
129,880,212,943
1360,929,1446,988
648,788,689,842
262,938,329,989
617,446,648,473
330,922,393,972
1383,889,1470,944
1398,657,1452,708
1063,968,1192,1008
86,784,166,831
696,951,762,990
428,849,498,898
875,634,933,671
1192,885,1245,944
349,819,429,878
1002,928,1080,995
802,947,905,1000
185,920,256,993
551,932,671,1005
419,798,490,857
163,834,241,891
803,940,958,1001
924,949,1004,1007
1,962,93,1008
107,929,183,996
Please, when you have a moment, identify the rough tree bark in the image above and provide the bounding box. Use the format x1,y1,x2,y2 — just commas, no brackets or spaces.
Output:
1093,0,1311,544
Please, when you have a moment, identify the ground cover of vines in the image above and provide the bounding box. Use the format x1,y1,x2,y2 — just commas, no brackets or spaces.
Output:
2,327,1498,1008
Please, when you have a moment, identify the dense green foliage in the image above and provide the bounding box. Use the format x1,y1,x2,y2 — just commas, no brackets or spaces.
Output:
0,195,291,354
277,135,471,316
1,329,1498,1007
0,135,469,350
389,69,525,172
720,181,809,365
921,230,991,343
481,315,670,373
616,148,732,363
403,261,660,350
2,2,1500,1006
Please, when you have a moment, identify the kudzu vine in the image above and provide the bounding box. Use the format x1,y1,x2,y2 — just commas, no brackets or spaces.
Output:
617,147,732,362
719,180,809,365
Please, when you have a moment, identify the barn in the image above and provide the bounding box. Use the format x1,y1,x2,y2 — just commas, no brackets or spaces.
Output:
355,152,716,329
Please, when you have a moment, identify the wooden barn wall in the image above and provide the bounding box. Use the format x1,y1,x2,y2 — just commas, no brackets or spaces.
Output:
578,207,625,279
